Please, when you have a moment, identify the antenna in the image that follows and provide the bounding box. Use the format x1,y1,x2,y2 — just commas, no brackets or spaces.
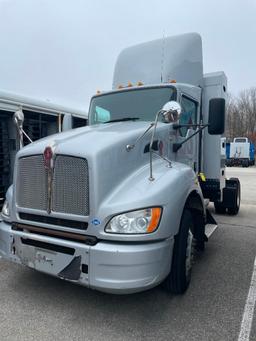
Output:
160,30,166,83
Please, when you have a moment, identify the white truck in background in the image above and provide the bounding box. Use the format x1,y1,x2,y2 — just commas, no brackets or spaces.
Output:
227,137,255,167
0,90,87,209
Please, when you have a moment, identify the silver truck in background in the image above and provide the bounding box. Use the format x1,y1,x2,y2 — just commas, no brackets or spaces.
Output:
0,33,241,295
0,90,87,209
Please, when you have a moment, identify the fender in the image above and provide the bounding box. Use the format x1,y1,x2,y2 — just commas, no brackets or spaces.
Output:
95,159,204,242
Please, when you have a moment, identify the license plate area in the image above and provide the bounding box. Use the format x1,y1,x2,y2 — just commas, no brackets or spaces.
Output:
13,235,89,282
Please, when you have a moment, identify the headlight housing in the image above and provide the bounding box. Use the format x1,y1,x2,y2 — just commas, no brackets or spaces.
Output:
105,207,162,234
1,200,10,218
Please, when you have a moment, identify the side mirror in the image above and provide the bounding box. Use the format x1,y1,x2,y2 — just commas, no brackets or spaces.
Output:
161,101,181,123
208,98,225,135
13,109,24,149
13,109,24,130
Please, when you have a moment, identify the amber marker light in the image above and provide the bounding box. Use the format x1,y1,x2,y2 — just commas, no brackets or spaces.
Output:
147,207,162,233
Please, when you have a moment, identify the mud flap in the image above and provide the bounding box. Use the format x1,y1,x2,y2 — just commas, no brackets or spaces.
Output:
58,255,82,281
206,209,217,225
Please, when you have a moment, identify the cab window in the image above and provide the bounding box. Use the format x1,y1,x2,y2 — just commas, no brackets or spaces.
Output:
179,96,197,137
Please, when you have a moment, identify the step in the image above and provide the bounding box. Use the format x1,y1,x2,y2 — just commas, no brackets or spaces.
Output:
205,224,218,238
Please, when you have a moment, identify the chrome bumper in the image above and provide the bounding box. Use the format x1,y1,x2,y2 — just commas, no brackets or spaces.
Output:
0,221,174,294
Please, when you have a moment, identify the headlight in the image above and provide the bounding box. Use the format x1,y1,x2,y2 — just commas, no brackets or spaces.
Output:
1,200,10,217
105,207,162,234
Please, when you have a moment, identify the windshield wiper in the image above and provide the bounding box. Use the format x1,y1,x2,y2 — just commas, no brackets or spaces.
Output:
104,117,139,123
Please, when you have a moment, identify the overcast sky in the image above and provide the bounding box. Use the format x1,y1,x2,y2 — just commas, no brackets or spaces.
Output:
0,0,255,112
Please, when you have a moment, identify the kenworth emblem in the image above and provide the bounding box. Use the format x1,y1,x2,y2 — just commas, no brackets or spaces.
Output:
43,145,55,214
43,146,53,170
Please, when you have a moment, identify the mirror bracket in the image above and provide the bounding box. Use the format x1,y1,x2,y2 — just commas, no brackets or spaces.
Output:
13,109,33,149
172,125,208,153
173,143,182,152
173,123,206,130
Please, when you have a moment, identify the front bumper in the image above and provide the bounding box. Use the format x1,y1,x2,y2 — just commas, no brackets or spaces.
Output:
0,221,174,294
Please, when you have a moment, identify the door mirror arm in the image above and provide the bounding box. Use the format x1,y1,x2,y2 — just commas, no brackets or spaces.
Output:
173,125,208,152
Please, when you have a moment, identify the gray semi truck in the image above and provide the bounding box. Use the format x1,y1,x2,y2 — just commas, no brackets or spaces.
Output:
0,33,240,294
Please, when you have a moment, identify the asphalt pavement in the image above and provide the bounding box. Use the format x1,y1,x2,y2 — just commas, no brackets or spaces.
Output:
0,167,255,341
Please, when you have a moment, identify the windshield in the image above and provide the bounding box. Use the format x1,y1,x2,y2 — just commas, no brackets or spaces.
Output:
89,87,176,124
235,138,247,143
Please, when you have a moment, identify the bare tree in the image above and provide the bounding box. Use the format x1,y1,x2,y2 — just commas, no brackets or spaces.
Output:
225,87,256,143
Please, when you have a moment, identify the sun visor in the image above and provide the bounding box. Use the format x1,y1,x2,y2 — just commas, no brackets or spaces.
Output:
113,33,203,89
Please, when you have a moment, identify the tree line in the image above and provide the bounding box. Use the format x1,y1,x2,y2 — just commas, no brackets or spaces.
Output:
226,87,256,144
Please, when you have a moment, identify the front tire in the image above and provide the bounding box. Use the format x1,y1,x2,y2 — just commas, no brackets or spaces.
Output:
164,210,194,294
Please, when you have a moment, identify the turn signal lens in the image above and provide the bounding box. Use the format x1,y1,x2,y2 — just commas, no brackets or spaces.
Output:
147,207,162,232
105,207,162,234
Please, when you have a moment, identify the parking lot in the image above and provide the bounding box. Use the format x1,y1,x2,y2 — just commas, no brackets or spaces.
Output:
0,167,255,341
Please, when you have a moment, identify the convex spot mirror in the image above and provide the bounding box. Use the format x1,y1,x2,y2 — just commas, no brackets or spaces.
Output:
161,101,181,123
208,98,225,135
13,109,24,130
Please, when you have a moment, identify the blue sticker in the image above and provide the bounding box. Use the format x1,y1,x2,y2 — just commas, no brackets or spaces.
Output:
91,218,101,226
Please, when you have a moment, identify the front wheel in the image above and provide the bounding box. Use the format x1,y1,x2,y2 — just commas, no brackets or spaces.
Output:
164,210,194,294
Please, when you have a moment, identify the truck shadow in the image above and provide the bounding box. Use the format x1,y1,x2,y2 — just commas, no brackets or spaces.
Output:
4,245,215,339
8,263,189,334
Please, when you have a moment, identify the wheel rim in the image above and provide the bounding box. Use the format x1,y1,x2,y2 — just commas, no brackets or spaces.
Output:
185,230,193,279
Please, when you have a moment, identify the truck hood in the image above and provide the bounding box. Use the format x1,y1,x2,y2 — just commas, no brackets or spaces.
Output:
16,121,170,213
18,121,166,158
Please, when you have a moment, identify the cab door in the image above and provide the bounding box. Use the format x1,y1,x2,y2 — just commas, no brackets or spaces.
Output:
175,94,200,171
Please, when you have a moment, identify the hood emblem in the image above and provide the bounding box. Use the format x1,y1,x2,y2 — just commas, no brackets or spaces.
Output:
43,144,56,214
43,146,53,170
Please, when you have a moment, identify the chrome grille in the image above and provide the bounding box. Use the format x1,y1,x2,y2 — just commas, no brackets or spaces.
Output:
17,155,47,210
52,156,89,216
17,155,89,216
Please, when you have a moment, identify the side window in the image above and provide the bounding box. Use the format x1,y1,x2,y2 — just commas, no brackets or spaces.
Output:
72,116,87,128
179,96,197,137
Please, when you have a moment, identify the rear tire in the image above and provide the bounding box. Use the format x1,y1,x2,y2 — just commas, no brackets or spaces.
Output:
227,178,241,215
164,210,194,294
